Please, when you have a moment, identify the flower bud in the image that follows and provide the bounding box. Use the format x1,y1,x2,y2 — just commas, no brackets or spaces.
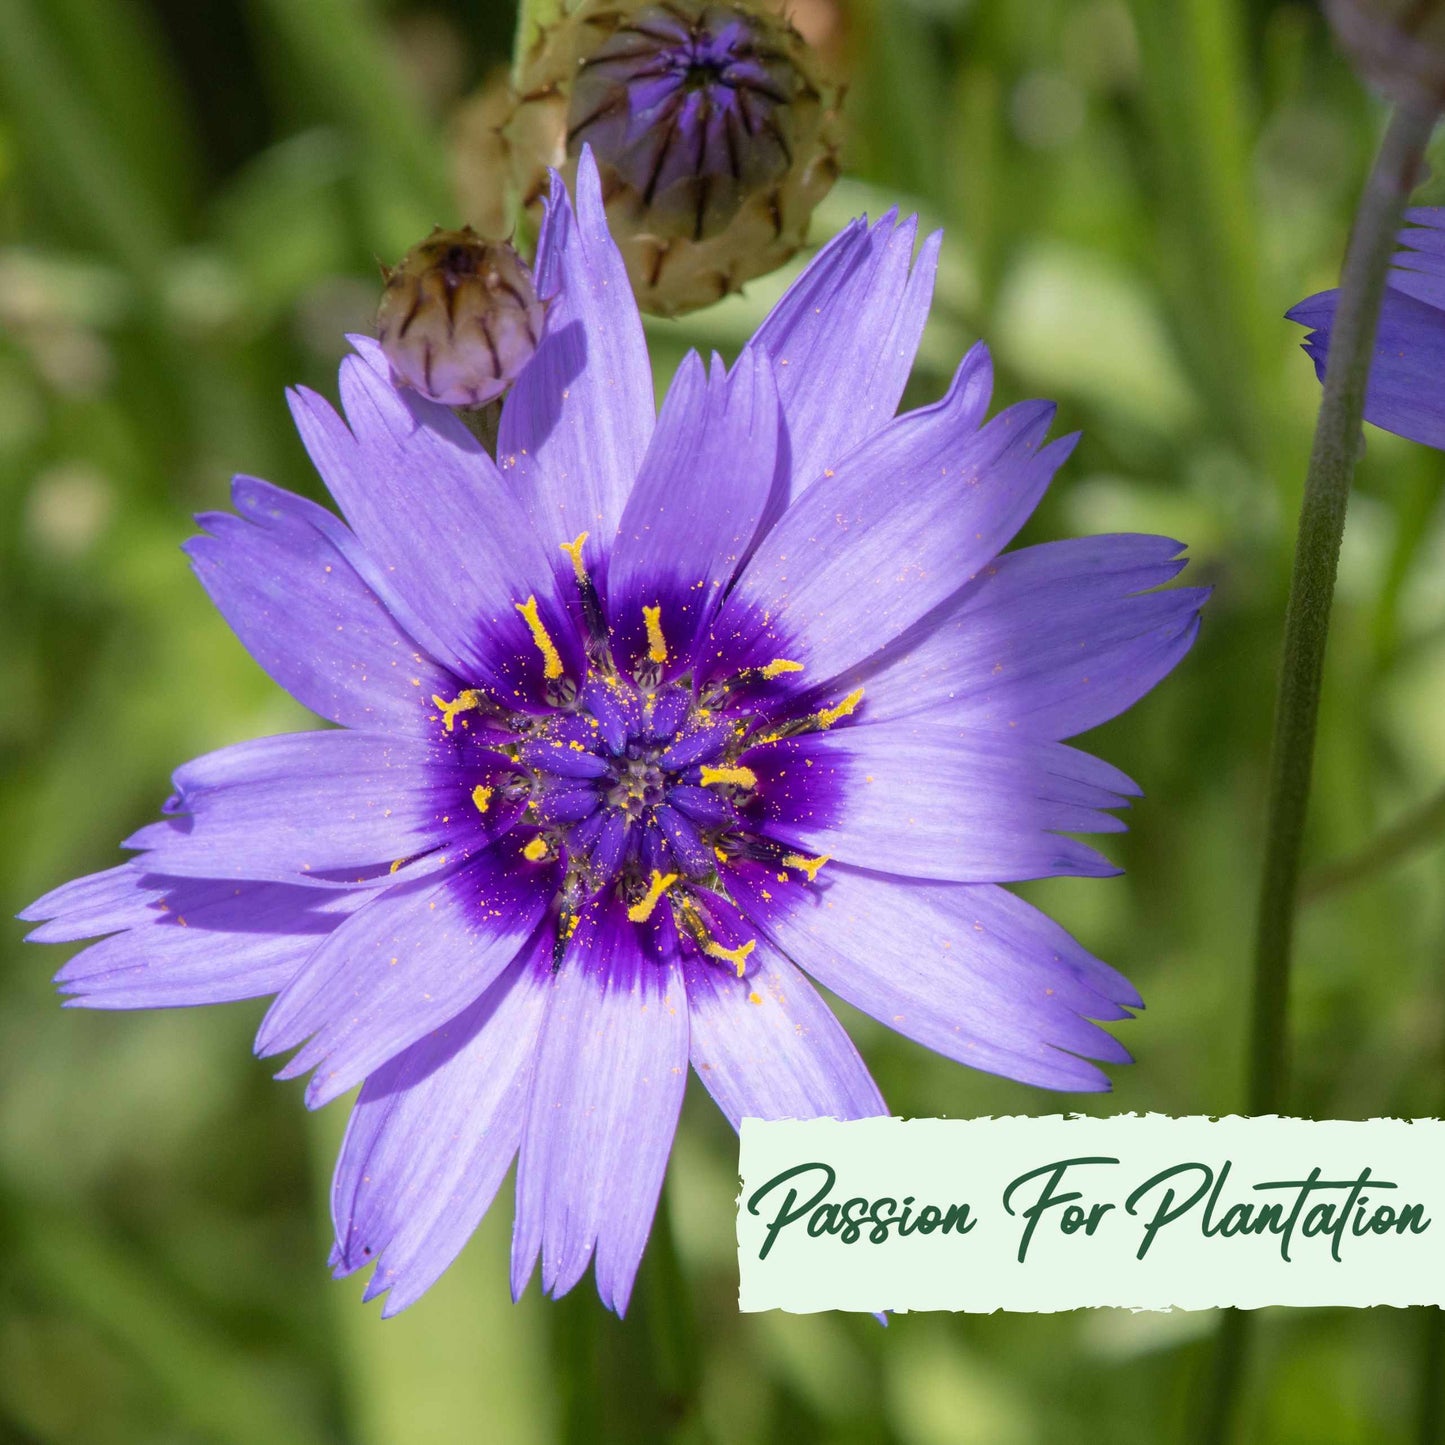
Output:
376,228,545,409
1324,0,1445,110
500,0,841,316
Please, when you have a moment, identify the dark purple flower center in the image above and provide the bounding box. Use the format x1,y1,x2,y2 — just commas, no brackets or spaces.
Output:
567,1,804,239
429,546,857,980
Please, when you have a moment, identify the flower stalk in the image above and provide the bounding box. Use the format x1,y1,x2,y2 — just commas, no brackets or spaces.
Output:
1249,99,1435,1120
1197,99,1438,1445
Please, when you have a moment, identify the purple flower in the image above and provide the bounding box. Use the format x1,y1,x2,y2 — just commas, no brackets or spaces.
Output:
20,152,1205,1316
1288,207,1445,450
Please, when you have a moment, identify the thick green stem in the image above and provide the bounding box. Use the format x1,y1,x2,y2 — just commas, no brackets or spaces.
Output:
1195,100,1437,1445
1250,100,1434,1117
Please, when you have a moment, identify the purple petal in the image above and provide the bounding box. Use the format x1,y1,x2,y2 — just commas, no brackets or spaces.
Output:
752,212,942,498
747,726,1131,883
686,945,886,1128
512,899,687,1315
729,861,1131,1092
185,477,458,734
852,535,1208,738
1288,285,1445,451
20,862,167,942
330,936,551,1315
711,346,1075,686
498,149,655,583
608,347,781,671
127,730,502,884
55,880,366,1010
288,350,567,690
257,839,557,1107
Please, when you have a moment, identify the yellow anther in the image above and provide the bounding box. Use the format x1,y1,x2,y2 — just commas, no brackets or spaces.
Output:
713,845,729,864
699,764,758,789
704,937,756,977
389,858,405,874
642,603,668,665
627,869,679,923
432,689,481,732
761,658,803,679
514,595,564,679
815,686,864,730
559,531,590,581
783,852,830,882
471,784,494,814
522,836,549,862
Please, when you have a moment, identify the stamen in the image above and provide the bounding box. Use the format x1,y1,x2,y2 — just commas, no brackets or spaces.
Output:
699,764,757,789
514,595,565,680
627,868,679,923
760,658,803,678
471,784,494,814
522,836,550,862
642,603,668,665
559,531,590,582
389,858,406,874
815,686,864,729
783,852,830,882
704,937,756,977
432,689,481,732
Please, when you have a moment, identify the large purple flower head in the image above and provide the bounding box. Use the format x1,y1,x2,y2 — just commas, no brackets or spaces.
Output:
1289,208,1445,449
20,152,1205,1316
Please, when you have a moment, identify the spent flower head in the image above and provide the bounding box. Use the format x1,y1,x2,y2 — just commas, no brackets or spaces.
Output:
21,152,1205,1316
501,0,840,315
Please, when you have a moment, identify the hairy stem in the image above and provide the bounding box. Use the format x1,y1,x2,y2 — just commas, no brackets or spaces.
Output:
1198,100,1437,1445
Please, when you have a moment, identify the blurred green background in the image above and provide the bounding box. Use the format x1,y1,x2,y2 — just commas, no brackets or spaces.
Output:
2,0,1444,1440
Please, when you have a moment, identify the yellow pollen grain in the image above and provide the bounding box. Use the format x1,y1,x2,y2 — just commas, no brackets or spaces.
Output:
761,658,803,679
471,784,493,814
704,937,756,977
628,869,678,923
748,991,763,1005
783,852,830,882
699,764,757,789
514,595,564,679
642,603,668,664
559,530,590,581
432,689,480,732
522,836,549,862
815,686,864,729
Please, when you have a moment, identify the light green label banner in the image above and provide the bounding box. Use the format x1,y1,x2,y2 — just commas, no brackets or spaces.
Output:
737,1116,1445,1312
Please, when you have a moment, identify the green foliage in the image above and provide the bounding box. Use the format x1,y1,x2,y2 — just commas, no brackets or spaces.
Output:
1,1,1443,1440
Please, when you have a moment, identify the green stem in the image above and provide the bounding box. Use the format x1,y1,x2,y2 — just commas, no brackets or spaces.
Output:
1302,782,1445,902
1194,100,1437,1445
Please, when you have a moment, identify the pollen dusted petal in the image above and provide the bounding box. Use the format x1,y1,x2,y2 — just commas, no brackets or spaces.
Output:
257,841,557,1107
512,900,687,1315
330,937,551,1316
498,150,655,576
186,477,459,735
752,211,942,500
55,881,368,1010
729,860,1132,1092
848,534,1207,740
685,944,886,1129
711,345,1077,686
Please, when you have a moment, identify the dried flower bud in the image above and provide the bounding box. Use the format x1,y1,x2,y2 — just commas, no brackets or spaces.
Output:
499,0,841,316
1324,0,1445,110
376,228,545,409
